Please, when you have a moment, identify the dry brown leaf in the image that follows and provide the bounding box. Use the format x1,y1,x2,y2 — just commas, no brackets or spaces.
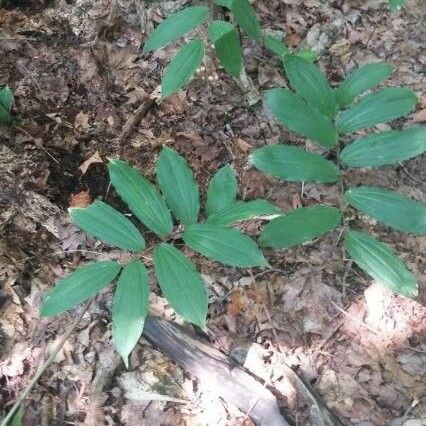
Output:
68,189,92,207
413,109,426,123
79,151,103,176
228,288,245,316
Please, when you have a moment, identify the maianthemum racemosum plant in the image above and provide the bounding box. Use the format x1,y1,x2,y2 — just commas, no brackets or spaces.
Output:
250,56,426,298
40,147,282,366
142,0,315,98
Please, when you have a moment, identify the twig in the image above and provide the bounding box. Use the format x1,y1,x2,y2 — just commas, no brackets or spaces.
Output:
341,260,353,300
1,301,92,426
117,90,157,144
398,162,424,185
262,304,344,426
330,301,379,335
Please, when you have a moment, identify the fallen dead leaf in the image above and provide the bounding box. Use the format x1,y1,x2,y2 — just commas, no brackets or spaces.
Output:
79,151,103,176
413,109,426,123
74,111,91,133
69,189,92,208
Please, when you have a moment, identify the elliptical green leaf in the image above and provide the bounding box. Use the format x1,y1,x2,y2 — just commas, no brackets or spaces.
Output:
259,206,342,248
265,88,337,147
153,243,207,329
143,6,209,52
69,200,145,251
345,186,426,235
207,200,281,225
284,55,337,117
345,231,417,297
112,260,149,367
108,159,173,238
206,164,238,216
156,147,199,225
341,128,426,167
184,223,268,267
336,63,394,107
336,87,418,134
162,39,205,98
263,35,289,58
231,0,262,40
214,0,232,8
41,261,121,317
250,144,339,183
208,21,243,77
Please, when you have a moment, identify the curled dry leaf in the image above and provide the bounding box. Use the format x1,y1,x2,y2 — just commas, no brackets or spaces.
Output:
69,189,92,208
79,151,103,176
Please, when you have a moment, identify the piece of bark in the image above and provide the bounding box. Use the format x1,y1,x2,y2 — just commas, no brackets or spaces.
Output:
143,316,289,426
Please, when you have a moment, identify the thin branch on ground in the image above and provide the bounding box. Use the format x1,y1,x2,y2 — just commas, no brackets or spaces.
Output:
0,300,92,426
117,88,158,144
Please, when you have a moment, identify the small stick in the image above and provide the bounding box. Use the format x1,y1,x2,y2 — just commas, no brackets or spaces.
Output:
1,301,92,426
117,90,157,144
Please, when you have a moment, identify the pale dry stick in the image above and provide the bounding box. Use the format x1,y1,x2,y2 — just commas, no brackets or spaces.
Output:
330,300,379,335
0,300,92,426
13,126,60,165
262,304,343,426
341,260,353,300
398,162,424,186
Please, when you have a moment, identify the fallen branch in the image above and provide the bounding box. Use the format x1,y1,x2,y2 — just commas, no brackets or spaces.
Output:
143,316,290,426
0,301,92,426
117,90,157,144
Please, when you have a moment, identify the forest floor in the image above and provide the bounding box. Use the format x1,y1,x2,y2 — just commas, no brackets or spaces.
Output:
0,0,425,424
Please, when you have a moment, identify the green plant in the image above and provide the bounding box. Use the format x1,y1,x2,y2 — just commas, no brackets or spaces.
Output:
250,56,426,298
142,0,315,97
40,147,280,366
389,0,405,11
0,85,14,125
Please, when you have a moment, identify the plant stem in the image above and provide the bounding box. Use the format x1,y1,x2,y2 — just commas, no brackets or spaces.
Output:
0,301,92,426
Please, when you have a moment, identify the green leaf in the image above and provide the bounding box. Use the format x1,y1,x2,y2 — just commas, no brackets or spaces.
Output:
341,127,426,168
108,159,173,238
0,85,14,125
294,49,317,63
207,199,281,225
207,20,233,42
184,223,268,267
263,35,289,57
336,63,394,107
336,87,418,134
389,0,405,11
231,0,262,41
11,407,23,426
265,88,337,148
112,260,149,368
156,147,199,225
153,243,207,328
208,21,243,78
41,261,121,317
250,144,339,183
215,0,233,8
345,186,426,235
162,39,205,98
69,200,145,251
259,206,342,248
345,231,417,297
143,6,209,52
206,164,238,216
284,55,337,117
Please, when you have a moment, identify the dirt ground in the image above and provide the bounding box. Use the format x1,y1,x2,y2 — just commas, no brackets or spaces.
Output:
0,0,425,424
